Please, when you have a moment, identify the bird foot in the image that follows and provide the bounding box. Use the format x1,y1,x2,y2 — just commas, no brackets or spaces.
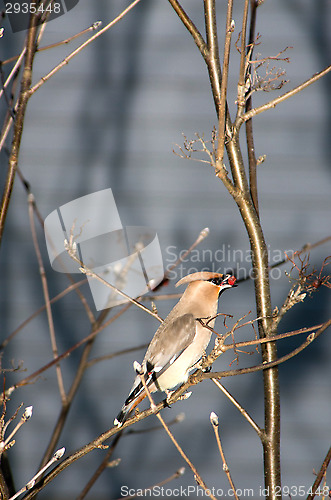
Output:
165,390,192,406
165,389,175,406
202,364,212,373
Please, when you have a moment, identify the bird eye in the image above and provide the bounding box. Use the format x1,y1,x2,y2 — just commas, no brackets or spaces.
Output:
208,277,222,285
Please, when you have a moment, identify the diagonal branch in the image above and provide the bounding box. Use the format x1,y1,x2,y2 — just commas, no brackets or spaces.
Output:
211,379,264,438
18,317,331,499
29,0,142,95
167,0,208,58
210,412,240,500
135,366,217,500
237,64,331,126
306,445,331,500
200,318,331,380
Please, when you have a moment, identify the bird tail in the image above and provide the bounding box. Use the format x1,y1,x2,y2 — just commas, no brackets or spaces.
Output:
113,407,128,427
113,390,147,427
114,363,158,427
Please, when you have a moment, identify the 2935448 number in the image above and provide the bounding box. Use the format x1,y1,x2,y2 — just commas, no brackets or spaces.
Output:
5,2,62,15
261,485,330,497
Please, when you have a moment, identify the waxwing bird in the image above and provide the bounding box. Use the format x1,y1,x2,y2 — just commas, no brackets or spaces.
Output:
114,271,237,427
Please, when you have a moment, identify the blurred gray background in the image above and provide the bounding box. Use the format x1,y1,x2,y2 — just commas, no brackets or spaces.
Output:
1,0,330,498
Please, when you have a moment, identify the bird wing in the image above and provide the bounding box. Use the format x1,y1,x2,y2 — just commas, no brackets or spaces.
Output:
146,312,196,373
124,313,196,406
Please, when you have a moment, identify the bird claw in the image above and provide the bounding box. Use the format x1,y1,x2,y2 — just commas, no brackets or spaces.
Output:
165,389,175,406
202,365,212,373
194,354,212,373
165,390,192,406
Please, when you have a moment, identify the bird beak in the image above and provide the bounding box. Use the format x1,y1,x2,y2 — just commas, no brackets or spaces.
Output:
221,274,237,288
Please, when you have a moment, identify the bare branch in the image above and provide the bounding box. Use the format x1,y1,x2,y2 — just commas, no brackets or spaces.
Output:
200,318,331,381
306,445,331,500
64,224,163,323
10,447,65,500
29,0,143,95
238,65,331,126
135,367,217,500
0,14,39,246
167,0,208,59
162,226,210,282
210,412,240,500
236,0,250,115
119,468,185,500
28,194,66,403
211,379,263,438
76,432,123,500
0,279,87,351
18,316,331,498
215,0,235,164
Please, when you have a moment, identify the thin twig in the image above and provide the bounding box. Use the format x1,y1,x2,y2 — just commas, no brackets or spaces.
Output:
65,235,163,323
125,413,185,436
1,403,23,443
37,22,102,53
235,234,331,284
216,0,234,163
9,447,65,500
18,167,96,324
6,301,130,400
77,432,123,500
204,0,223,113
29,0,143,95
167,0,208,58
18,313,331,499
222,322,326,352
0,14,39,245
135,364,218,500
236,0,250,115
0,407,32,455
0,49,26,100
246,0,259,215
119,468,185,500
86,344,148,369
306,445,331,500
163,227,210,279
0,279,87,350
34,1,51,48
38,305,115,468
210,412,239,500
28,194,66,403
211,379,263,438
0,97,19,153
200,318,331,381
238,65,331,126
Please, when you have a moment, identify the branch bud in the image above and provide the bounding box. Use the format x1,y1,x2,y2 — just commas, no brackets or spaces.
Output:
210,411,219,427
54,447,65,460
91,21,102,30
22,406,33,421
